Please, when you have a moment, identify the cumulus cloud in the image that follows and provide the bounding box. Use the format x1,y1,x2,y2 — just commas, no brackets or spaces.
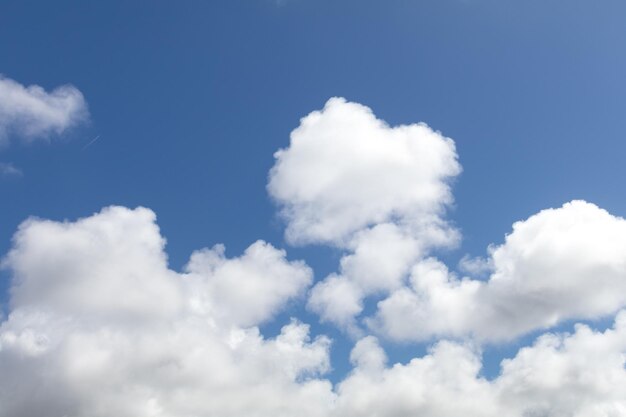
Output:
269,98,460,331
0,206,331,417
3,98,626,416
268,97,461,247
6,207,183,319
3,205,626,417
308,223,422,332
370,200,626,342
338,313,626,417
0,75,88,145
270,98,626,343
185,241,312,327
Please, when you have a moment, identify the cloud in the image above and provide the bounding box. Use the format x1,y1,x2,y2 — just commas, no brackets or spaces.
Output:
1,206,332,417
2,98,626,416
369,200,626,342
307,223,422,333
269,97,460,332
268,97,461,247
3,205,626,417
457,254,491,276
0,162,22,178
0,75,88,145
338,313,626,417
270,99,626,344
185,241,313,327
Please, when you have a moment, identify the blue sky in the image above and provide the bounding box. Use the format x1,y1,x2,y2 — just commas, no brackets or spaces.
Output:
2,1,626,416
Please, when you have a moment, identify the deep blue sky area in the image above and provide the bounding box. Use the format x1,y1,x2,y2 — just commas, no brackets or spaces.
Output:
1,0,626,380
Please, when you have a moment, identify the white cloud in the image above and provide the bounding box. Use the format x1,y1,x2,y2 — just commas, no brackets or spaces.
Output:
268,97,461,247
6,206,183,320
269,98,460,332
0,206,332,417
308,223,421,332
337,313,626,417
370,200,626,342
458,254,492,276
267,98,626,414
0,162,22,178
308,273,365,334
2,204,626,416
3,98,626,416
336,338,498,417
185,240,313,327
271,99,626,344
0,75,88,145
495,313,626,416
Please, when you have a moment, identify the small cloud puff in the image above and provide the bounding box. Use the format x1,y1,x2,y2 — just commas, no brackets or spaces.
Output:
0,162,22,178
0,75,88,145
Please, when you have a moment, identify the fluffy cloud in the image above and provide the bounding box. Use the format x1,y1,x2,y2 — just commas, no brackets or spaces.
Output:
6,207,183,319
268,97,460,247
0,207,331,417
0,75,88,145
2,204,626,416
370,200,626,342
308,223,422,332
495,313,626,416
337,313,626,417
271,98,626,344
336,338,498,417
269,98,460,331
3,206,626,417
3,98,626,416
185,241,312,327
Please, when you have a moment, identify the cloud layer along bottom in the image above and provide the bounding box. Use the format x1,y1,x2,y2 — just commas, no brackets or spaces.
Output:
2,206,626,417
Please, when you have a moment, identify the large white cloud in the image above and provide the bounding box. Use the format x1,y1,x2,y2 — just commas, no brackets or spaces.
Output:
6,207,183,319
269,98,460,332
267,97,461,247
270,98,626,344
2,204,626,416
3,98,626,416
0,206,332,417
0,75,88,145
337,313,626,417
370,200,626,342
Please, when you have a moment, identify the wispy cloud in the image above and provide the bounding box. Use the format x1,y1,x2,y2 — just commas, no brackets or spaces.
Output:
0,162,23,178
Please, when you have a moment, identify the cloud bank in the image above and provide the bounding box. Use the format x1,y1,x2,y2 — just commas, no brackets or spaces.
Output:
2,98,626,416
371,200,626,342
0,75,88,145
3,205,626,417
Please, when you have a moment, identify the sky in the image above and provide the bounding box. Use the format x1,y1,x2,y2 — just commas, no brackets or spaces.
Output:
1,0,626,416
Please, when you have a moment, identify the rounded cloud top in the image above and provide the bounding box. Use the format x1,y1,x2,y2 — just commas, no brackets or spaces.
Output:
268,97,461,246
